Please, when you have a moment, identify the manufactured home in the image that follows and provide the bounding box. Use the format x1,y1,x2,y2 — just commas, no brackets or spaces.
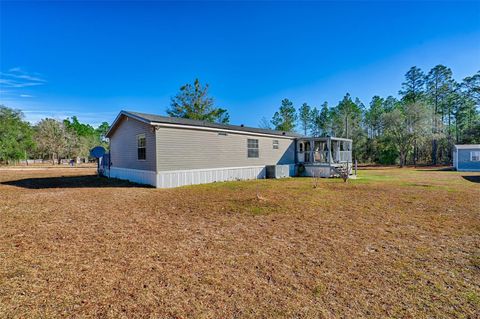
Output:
453,144,480,172
103,110,353,188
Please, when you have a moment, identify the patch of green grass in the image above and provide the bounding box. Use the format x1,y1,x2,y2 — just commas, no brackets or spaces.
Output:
188,180,246,190
250,206,267,215
465,291,480,306
312,284,325,297
350,173,393,184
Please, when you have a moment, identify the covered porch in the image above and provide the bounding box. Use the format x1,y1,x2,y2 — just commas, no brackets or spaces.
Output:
297,137,352,165
296,137,353,177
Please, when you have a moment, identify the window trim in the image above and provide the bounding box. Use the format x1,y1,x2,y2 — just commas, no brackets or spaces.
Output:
471,151,480,162
137,133,146,161
247,138,259,158
273,140,279,150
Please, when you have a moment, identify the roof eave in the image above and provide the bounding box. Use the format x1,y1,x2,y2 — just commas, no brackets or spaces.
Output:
105,110,152,138
106,110,302,139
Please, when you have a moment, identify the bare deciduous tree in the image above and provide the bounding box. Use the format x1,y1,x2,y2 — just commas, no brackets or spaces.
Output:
35,119,68,164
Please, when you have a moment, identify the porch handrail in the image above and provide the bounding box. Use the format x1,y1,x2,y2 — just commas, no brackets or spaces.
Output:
337,151,352,162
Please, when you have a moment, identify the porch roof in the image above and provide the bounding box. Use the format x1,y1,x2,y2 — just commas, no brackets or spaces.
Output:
297,136,353,142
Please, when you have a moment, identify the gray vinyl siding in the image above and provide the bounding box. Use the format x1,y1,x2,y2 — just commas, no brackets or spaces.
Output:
457,149,480,171
109,117,156,171
155,126,295,171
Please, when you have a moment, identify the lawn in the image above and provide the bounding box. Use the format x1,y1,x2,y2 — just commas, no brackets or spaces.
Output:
0,167,479,318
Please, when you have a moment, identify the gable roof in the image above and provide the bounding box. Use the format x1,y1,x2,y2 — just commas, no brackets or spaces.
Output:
106,110,303,138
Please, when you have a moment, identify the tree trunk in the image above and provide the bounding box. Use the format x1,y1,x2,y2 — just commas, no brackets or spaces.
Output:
345,116,348,139
399,151,406,168
413,138,417,167
455,121,459,144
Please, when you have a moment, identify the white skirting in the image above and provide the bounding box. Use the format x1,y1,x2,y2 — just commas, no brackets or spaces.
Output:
303,165,353,178
156,166,266,188
107,167,157,187
105,166,267,188
304,165,332,178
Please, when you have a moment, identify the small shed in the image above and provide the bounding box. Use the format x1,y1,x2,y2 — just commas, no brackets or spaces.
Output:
453,144,480,172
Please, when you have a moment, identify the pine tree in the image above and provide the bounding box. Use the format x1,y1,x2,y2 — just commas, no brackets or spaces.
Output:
426,65,453,164
399,66,425,103
168,79,230,124
271,99,297,132
298,102,312,136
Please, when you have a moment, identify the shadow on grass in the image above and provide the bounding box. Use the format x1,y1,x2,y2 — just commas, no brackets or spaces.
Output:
415,167,454,172
1,175,151,189
462,176,480,184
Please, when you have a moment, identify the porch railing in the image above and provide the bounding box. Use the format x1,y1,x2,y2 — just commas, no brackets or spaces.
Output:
298,151,329,163
333,151,352,163
298,150,352,163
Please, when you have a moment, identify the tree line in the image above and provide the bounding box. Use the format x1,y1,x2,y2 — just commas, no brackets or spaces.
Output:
263,66,479,166
1,66,478,166
0,106,109,164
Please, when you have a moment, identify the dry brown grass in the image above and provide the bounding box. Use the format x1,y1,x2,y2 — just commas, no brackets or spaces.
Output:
0,167,479,318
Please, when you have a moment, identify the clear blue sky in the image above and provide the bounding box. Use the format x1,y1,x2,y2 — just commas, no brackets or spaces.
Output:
1,1,479,127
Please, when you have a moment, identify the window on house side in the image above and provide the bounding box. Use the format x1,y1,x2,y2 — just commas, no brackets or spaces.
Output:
247,139,259,158
137,134,146,160
273,140,279,149
471,151,480,162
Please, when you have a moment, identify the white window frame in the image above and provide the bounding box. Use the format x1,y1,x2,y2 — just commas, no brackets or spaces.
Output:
247,139,259,158
137,134,146,161
273,140,279,149
471,151,480,162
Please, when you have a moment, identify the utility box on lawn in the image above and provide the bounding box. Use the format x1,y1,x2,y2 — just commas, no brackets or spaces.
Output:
266,165,290,179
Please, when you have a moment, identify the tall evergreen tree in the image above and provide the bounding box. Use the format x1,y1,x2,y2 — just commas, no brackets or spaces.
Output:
461,71,480,103
309,107,320,136
383,96,398,112
399,67,426,165
399,66,425,103
363,96,385,162
318,102,330,136
168,79,230,124
271,99,297,132
426,65,453,164
310,102,330,137
331,93,363,139
298,102,312,135
365,96,385,138
383,101,430,167
330,95,366,161
460,72,480,138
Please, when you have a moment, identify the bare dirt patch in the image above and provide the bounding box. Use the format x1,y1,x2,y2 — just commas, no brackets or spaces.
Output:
0,167,479,318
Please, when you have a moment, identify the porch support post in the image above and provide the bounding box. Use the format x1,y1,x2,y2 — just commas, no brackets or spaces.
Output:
311,138,314,163
328,137,332,165
294,139,298,164
336,141,342,162
350,141,353,162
